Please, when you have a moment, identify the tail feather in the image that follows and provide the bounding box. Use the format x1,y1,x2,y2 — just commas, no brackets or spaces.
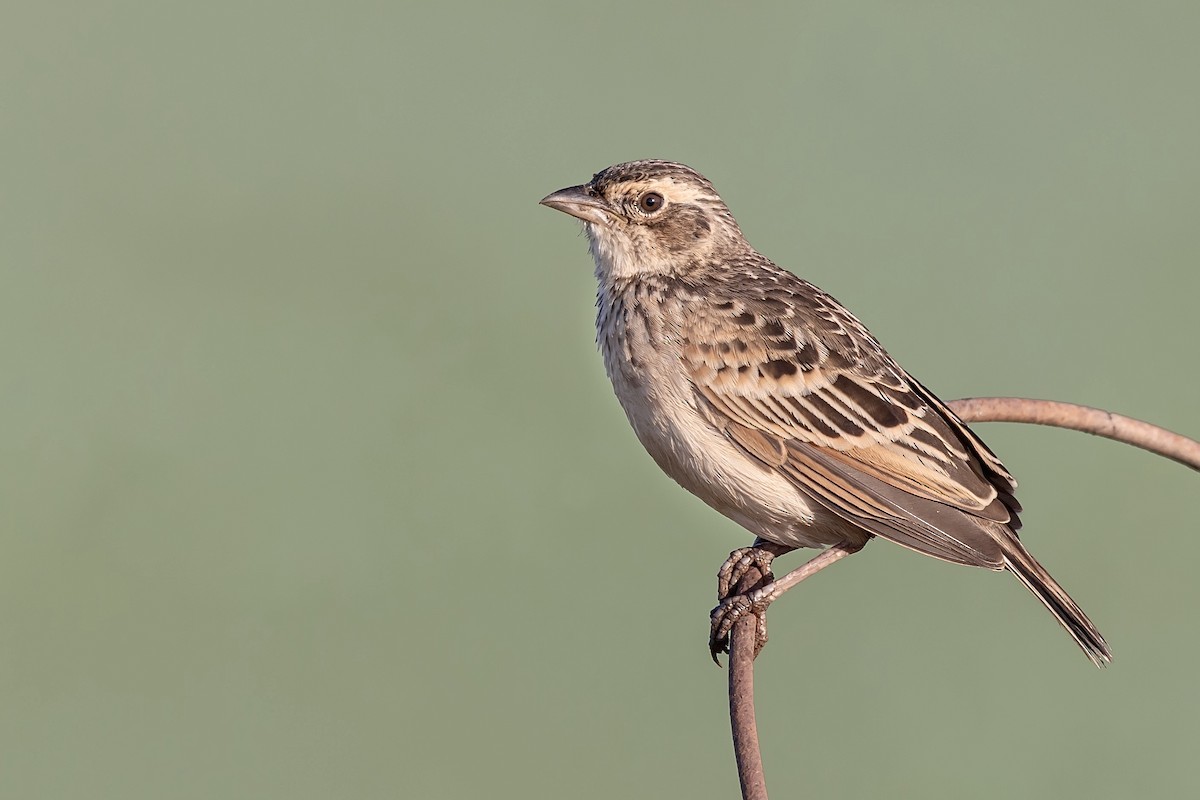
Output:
1001,538,1112,667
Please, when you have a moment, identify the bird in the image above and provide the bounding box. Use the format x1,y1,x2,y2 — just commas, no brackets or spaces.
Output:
540,159,1111,667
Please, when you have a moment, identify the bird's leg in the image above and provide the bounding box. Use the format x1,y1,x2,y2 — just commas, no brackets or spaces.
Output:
710,539,866,664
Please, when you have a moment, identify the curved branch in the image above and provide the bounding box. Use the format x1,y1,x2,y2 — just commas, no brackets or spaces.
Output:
726,396,1200,800
949,397,1200,471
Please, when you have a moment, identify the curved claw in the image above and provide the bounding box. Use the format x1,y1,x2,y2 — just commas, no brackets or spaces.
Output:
709,586,775,664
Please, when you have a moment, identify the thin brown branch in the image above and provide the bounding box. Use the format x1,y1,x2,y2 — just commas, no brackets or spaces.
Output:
728,562,769,800
726,396,1200,800
949,397,1200,471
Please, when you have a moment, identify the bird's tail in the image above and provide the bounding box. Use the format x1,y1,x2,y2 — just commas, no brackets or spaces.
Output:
1000,537,1112,667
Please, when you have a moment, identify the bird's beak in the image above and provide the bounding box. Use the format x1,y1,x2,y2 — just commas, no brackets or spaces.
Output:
539,185,615,226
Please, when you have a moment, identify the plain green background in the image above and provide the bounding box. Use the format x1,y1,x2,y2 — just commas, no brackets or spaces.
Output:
3,2,1198,798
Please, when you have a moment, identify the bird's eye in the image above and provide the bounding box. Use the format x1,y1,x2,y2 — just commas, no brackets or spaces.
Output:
638,192,665,214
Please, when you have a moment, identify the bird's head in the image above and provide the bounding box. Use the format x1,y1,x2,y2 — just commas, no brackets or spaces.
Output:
540,160,746,281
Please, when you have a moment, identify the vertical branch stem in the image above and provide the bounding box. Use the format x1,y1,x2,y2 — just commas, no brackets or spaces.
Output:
728,563,769,800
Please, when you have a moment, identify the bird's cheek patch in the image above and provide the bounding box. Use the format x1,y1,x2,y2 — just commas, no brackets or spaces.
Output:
655,207,713,253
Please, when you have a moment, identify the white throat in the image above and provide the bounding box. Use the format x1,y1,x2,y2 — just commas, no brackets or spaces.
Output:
585,221,645,283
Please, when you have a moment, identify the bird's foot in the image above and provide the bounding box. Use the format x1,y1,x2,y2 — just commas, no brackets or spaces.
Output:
710,539,864,664
710,543,792,664
716,545,780,601
709,581,782,664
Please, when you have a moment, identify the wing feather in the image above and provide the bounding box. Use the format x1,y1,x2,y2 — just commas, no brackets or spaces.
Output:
683,277,1020,567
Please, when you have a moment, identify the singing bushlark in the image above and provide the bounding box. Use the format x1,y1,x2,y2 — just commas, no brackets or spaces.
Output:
541,160,1110,667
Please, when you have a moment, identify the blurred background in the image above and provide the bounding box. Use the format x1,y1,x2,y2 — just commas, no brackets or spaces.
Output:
3,2,1198,798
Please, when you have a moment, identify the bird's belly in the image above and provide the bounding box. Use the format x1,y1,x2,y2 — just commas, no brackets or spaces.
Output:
607,360,848,550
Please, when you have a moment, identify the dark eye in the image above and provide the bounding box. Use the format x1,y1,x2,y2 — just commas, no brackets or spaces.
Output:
638,192,665,214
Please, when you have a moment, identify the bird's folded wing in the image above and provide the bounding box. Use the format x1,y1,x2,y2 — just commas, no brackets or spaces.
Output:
683,289,1019,568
